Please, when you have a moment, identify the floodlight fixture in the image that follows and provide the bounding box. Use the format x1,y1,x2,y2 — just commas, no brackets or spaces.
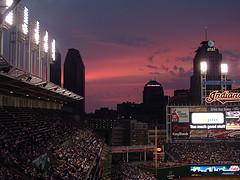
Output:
5,11,13,25
5,0,14,25
6,0,13,7
34,21,40,44
22,6,28,35
200,61,207,74
51,39,56,61
221,63,228,74
44,31,48,53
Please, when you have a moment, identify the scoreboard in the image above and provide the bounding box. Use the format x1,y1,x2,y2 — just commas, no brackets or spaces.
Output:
168,106,240,140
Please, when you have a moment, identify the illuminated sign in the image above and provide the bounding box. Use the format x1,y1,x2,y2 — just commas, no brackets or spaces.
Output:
208,40,215,47
172,123,189,137
190,130,208,138
170,108,189,123
206,91,240,104
189,106,207,112
191,112,224,124
207,47,216,51
146,84,161,87
191,165,240,173
226,111,240,130
190,112,225,129
207,40,215,51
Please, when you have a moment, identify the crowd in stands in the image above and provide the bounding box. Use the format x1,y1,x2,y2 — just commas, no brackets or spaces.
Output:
112,163,156,180
0,107,105,179
0,165,22,180
166,142,240,164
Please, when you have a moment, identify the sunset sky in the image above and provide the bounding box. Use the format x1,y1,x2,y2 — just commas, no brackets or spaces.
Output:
22,0,240,112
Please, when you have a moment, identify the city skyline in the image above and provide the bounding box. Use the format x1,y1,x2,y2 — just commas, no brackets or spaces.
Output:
21,0,240,112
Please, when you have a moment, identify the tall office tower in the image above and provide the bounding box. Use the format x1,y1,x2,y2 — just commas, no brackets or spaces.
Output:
64,48,85,115
50,50,61,86
143,80,167,125
190,40,223,104
143,80,164,107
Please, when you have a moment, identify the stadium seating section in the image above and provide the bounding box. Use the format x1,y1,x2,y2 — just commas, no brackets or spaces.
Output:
166,142,240,164
0,107,105,179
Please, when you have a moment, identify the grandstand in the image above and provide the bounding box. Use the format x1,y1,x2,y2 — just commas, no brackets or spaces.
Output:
0,109,106,179
112,163,156,180
0,2,108,179
0,49,107,179
165,141,240,165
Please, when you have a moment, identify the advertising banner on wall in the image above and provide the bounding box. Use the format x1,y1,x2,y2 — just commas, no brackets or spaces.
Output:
189,107,207,113
172,123,189,138
191,165,240,176
170,108,189,123
190,130,208,138
208,107,240,112
190,112,225,129
225,111,240,130
208,129,240,139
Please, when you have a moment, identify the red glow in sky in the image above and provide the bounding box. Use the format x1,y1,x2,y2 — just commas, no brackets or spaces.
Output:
22,0,240,112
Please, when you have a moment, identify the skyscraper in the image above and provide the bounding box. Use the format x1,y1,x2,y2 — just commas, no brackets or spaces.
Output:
143,80,167,125
50,50,61,86
64,48,85,115
143,80,164,106
190,40,222,104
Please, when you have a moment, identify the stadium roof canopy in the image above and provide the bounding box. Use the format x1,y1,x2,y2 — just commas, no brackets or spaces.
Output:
0,56,83,103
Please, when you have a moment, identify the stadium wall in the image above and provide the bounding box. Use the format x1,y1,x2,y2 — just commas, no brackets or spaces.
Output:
0,95,62,109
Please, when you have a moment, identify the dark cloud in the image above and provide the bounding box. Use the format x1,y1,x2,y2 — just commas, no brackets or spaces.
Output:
160,65,169,71
176,56,193,62
149,72,161,75
222,50,240,60
147,64,187,76
173,65,178,71
146,64,159,70
162,69,192,90
170,65,188,76
148,55,154,62
108,36,153,48
179,67,185,73
154,48,170,54
147,48,170,62
169,70,176,76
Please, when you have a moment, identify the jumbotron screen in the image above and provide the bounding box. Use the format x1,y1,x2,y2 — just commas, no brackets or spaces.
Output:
191,165,240,176
225,111,240,130
190,112,225,129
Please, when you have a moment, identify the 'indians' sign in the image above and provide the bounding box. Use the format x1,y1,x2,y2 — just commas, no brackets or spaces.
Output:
206,91,240,104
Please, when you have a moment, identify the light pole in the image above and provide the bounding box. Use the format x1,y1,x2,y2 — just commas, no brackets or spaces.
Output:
0,0,22,25
221,63,228,92
200,61,207,104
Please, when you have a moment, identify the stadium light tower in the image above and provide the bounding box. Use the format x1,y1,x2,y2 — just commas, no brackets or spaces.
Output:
21,6,28,35
200,61,207,74
51,39,55,61
221,63,228,91
5,0,14,25
221,63,228,75
1,0,22,25
200,61,207,104
44,31,48,53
